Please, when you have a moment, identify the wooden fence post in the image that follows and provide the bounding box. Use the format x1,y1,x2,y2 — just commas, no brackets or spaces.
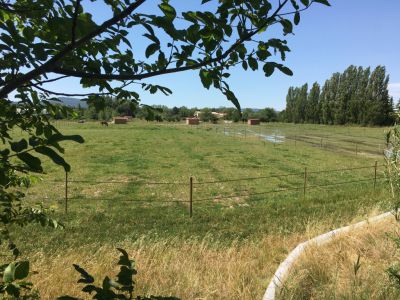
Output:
303,167,307,198
355,143,358,155
189,176,193,218
320,138,323,148
374,161,378,190
294,135,297,147
65,171,68,214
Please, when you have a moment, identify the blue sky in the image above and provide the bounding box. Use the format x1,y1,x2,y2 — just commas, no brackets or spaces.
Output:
48,0,400,110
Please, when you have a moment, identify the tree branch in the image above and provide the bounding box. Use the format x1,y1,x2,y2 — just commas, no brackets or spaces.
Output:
0,0,147,98
34,85,114,97
34,79,136,97
23,75,70,88
52,0,290,81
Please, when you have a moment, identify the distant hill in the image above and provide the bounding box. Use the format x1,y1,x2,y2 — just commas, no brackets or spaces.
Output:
50,97,88,108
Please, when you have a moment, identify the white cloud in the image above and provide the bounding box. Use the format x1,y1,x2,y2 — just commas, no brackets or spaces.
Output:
389,83,400,100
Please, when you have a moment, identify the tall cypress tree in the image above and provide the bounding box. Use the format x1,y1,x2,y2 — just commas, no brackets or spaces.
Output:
285,87,296,122
326,73,340,124
366,66,393,125
293,84,308,123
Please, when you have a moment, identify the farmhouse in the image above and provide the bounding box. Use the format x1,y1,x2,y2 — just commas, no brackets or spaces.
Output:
122,115,133,120
194,111,227,119
248,119,260,125
113,117,128,124
211,112,227,119
186,117,200,125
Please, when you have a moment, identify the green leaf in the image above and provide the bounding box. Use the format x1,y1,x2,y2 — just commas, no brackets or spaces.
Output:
224,25,232,37
248,57,258,71
222,88,241,111
5,283,20,297
22,27,35,41
290,0,300,10
14,261,29,280
17,152,43,172
117,248,132,267
10,139,28,152
300,0,310,6
145,43,160,58
294,12,300,25
116,266,134,286
0,149,10,157
102,276,111,291
35,146,71,172
3,262,16,283
143,33,160,44
199,69,212,89
2,261,29,283
280,19,293,34
276,64,294,76
313,0,331,6
263,62,276,77
159,2,176,21
73,264,94,284
48,134,84,144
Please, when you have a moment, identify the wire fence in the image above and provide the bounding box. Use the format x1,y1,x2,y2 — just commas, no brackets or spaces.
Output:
203,125,387,156
25,162,385,217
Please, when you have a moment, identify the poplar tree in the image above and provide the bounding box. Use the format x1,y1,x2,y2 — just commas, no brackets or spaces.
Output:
306,82,320,123
285,86,296,122
284,65,394,126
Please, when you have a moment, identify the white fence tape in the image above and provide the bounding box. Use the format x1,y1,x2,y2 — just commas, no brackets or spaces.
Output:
263,212,393,300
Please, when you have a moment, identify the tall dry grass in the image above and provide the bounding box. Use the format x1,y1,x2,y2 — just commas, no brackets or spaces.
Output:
278,216,400,300
26,235,303,300
8,208,383,299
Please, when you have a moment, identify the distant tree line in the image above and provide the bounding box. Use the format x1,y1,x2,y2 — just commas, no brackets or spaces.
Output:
67,97,280,123
283,65,396,126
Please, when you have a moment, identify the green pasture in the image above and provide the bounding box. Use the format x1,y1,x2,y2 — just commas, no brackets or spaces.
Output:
12,120,392,254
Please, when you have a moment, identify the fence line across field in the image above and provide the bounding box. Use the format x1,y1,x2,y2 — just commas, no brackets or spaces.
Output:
30,177,384,204
46,179,187,185
193,177,385,203
26,162,384,217
212,123,382,139
44,164,382,186
215,126,386,155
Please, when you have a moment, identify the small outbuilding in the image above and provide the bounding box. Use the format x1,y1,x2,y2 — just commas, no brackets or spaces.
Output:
113,117,128,124
248,119,260,125
186,117,200,125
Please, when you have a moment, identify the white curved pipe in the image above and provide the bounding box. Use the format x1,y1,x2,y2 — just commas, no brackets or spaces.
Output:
263,212,393,300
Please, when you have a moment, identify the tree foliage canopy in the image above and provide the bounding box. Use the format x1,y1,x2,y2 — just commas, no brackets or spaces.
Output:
1,0,329,109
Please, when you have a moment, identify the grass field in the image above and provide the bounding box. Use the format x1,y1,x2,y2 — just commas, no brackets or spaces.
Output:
8,121,394,299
